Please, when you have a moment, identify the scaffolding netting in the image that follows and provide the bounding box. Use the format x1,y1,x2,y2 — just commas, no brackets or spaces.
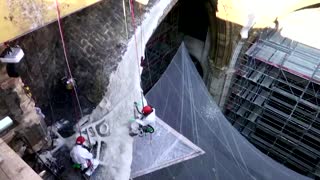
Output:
131,117,204,178
133,43,310,180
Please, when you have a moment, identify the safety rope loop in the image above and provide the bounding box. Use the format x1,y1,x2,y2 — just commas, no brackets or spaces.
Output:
54,0,83,121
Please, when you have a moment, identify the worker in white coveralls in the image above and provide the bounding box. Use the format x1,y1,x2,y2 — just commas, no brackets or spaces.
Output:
70,136,99,176
131,104,156,135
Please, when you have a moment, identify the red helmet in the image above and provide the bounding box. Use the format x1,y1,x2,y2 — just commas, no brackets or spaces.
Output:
142,105,153,115
76,136,85,145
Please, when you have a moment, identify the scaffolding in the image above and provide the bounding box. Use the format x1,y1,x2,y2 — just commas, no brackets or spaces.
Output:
224,29,320,178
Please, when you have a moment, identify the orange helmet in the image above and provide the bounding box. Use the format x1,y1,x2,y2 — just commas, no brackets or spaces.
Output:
76,136,85,145
142,105,153,115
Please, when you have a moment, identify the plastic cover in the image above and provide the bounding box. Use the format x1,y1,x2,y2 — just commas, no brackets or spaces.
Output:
131,117,204,178
134,43,310,180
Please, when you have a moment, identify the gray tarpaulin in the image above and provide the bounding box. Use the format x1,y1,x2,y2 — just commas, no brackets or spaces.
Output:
132,43,310,180
131,117,204,178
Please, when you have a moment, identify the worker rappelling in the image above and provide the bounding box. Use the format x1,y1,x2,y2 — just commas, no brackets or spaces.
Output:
130,103,156,136
61,76,77,90
70,136,100,177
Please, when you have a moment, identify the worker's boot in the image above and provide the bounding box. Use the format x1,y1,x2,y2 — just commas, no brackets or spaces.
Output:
82,174,90,180
84,159,99,177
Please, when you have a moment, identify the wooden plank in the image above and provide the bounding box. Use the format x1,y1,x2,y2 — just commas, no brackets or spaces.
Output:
0,168,10,180
0,138,42,180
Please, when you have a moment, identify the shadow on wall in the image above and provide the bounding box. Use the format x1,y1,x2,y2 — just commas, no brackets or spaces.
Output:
141,0,209,93
8,0,151,125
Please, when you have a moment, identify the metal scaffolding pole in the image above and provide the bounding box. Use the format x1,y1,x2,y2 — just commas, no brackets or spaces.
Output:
224,29,320,177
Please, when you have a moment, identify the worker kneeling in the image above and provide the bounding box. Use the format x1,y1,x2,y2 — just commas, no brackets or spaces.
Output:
130,104,156,136
70,136,99,176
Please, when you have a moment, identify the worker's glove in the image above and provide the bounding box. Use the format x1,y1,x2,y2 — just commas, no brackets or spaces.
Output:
134,101,143,107
129,118,136,122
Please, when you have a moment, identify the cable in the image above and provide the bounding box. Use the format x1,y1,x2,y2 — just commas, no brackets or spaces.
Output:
17,133,62,180
54,0,83,135
225,33,320,173
138,4,144,59
226,59,320,153
225,76,319,142
226,95,320,149
129,0,146,105
138,3,153,92
129,0,141,73
225,113,320,170
122,0,129,40
158,43,320,176
228,91,317,170
232,59,320,131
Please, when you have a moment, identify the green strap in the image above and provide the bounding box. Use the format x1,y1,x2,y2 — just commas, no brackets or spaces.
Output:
72,163,81,169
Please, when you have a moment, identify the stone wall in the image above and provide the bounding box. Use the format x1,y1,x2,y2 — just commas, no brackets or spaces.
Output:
0,1,179,179
62,0,178,179
16,23,60,109
8,0,242,123
204,0,244,105
0,63,45,151
1,1,177,179
61,0,130,104
13,0,151,122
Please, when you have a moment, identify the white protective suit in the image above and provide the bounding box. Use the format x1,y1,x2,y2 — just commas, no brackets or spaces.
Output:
131,108,156,134
136,109,156,126
70,145,99,176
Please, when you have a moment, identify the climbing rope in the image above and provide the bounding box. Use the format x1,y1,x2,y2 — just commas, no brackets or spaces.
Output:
123,0,129,39
129,0,146,106
138,4,144,59
129,0,141,73
138,4,153,93
54,0,146,131
54,0,83,132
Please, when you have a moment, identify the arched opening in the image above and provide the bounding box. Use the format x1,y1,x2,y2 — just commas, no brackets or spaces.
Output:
141,0,210,94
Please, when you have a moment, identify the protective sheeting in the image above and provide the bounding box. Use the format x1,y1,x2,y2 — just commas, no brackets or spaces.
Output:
135,43,310,180
131,117,204,178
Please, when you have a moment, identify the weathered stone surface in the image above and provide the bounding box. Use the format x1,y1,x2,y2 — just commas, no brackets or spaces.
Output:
3,0,178,179
12,0,152,122
0,64,46,150
84,1,178,178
